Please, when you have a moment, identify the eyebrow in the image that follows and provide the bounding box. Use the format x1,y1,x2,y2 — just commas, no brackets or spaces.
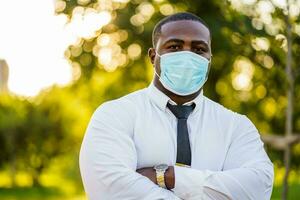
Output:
163,39,184,45
163,38,209,47
191,40,209,47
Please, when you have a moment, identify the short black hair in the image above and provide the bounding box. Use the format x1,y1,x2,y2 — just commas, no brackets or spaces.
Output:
152,12,210,47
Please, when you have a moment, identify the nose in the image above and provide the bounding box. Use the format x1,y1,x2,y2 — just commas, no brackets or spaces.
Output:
182,43,192,52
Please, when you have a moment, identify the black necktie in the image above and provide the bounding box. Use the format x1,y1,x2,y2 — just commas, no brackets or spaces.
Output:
167,102,195,166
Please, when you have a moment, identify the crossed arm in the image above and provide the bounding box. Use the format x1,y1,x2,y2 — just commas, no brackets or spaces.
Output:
136,166,175,190
136,167,232,199
79,106,274,200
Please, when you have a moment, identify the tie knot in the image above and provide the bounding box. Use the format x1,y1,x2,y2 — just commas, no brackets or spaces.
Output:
167,102,195,119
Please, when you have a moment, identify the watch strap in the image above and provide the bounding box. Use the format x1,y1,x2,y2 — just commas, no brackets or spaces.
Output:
156,170,167,188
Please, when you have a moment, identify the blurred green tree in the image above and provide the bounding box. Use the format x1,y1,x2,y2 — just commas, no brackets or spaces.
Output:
0,87,86,187
0,94,30,186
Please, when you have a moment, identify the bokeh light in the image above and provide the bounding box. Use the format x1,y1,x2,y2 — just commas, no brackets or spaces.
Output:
231,57,254,91
127,43,142,60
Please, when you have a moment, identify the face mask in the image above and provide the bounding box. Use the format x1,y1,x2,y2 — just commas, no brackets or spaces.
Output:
155,51,210,96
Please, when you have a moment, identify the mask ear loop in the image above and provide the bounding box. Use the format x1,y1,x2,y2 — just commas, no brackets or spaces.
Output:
154,69,161,79
154,50,162,79
155,50,162,57
204,54,212,81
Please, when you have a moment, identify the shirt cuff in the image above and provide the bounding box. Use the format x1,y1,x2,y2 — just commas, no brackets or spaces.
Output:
172,166,212,200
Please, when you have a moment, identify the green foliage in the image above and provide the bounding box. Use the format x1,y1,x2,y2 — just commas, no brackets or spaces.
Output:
0,95,30,168
0,87,87,186
0,0,300,198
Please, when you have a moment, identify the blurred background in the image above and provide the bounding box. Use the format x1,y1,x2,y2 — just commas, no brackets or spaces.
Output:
0,0,299,199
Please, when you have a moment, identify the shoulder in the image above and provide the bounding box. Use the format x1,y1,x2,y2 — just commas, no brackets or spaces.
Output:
87,88,148,135
203,96,255,133
203,96,239,119
93,88,148,119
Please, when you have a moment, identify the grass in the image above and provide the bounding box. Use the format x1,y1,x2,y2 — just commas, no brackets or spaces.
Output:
271,184,300,200
0,187,85,200
0,184,299,200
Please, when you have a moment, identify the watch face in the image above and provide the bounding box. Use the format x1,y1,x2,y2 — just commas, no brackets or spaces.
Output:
154,164,168,171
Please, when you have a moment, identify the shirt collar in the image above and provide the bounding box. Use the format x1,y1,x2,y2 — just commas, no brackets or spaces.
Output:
147,82,204,113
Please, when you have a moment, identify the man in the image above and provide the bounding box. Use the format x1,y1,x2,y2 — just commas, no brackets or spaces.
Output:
79,12,274,200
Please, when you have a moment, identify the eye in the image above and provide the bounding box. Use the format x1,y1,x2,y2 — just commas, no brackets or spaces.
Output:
194,47,207,54
168,45,181,50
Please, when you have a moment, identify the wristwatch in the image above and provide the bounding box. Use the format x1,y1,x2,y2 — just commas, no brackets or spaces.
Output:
154,164,169,189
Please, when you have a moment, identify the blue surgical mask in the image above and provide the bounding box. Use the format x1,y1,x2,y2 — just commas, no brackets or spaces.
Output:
155,51,210,96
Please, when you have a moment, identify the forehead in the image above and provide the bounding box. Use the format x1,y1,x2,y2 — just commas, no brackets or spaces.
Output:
158,20,210,45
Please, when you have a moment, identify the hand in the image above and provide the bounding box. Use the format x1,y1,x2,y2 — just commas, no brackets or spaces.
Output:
136,167,157,184
136,166,175,190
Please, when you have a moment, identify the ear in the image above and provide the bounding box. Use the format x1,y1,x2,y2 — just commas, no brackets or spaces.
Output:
148,48,156,65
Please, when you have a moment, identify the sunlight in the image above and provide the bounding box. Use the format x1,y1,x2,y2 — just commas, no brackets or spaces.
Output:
0,1,111,97
0,0,73,96
69,8,111,39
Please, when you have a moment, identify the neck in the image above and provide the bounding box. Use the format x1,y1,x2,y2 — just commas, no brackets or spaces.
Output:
153,77,201,105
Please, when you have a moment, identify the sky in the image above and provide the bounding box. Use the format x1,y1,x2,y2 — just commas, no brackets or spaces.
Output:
0,0,77,96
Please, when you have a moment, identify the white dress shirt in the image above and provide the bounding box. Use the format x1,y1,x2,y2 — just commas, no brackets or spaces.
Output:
79,83,274,200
